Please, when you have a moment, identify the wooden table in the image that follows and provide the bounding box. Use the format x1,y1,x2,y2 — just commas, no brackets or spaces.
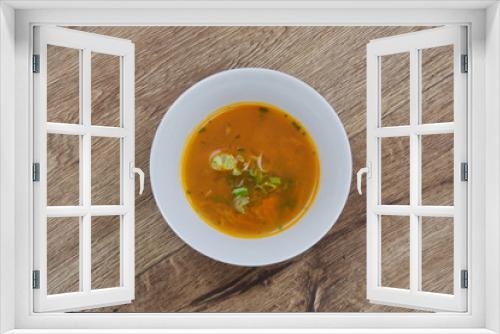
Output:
46,26,453,312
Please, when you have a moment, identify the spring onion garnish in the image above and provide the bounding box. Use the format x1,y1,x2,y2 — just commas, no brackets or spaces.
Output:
233,196,250,213
209,150,284,213
210,153,236,171
255,154,266,172
232,186,249,197
269,176,281,185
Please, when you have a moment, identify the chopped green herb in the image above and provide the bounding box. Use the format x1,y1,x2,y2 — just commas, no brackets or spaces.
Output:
237,147,245,153
263,181,278,190
208,151,285,214
269,176,281,185
232,186,249,197
198,127,206,133
186,189,192,195
249,168,264,184
255,184,267,193
259,106,269,113
291,121,301,131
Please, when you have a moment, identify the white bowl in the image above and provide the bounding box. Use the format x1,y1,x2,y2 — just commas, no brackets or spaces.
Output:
150,68,352,267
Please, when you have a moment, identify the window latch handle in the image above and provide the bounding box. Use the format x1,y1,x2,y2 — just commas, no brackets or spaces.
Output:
129,162,145,195
357,163,371,195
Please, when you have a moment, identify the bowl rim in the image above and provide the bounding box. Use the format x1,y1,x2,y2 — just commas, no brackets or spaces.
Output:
150,67,352,266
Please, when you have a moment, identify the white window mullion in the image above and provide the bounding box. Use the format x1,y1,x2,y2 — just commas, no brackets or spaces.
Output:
374,205,454,217
78,47,84,294
120,47,135,295
80,215,91,293
80,48,92,294
46,205,127,217
46,122,129,138
409,48,421,293
374,122,454,138
365,46,380,296
119,54,126,289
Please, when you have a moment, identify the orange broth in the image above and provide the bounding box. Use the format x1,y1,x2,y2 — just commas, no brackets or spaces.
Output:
180,102,320,238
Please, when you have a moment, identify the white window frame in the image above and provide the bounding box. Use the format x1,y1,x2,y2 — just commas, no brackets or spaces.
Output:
1,1,499,333
365,26,468,312
32,26,136,312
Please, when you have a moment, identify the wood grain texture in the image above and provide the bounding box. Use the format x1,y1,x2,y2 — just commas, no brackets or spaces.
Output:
45,26,454,312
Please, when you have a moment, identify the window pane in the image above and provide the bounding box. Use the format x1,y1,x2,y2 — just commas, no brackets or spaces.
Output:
421,45,454,124
91,137,121,205
47,134,80,206
380,52,410,127
91,53,120,127
47,45,80,124
47,217,80,294
380,137,410,205
421,217,454,294
91,216,121,289
421,134,454,206
381,215,410,289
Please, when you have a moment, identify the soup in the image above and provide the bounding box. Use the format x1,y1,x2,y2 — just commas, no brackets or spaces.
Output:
181,102,320,238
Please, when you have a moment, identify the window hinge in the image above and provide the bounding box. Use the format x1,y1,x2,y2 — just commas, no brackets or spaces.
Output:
461,269,468,289
356,162,371,195
32,270,40,289
32,162,40,182
129,162,145,195
461,162,468,182
461,54,468,73
32,54,40,73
